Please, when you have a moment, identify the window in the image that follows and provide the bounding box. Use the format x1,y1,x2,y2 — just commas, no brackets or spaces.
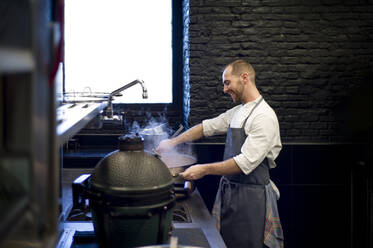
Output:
64,0,182,104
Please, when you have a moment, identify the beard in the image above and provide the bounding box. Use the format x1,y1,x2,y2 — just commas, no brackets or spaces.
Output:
229,91,242,103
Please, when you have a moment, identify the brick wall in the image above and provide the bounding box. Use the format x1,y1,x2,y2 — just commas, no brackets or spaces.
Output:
184,0,373,143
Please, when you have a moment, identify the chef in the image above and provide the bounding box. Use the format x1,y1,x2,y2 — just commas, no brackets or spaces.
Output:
156,59,284,248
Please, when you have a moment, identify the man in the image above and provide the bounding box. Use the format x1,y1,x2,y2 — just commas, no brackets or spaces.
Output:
156,59,284,248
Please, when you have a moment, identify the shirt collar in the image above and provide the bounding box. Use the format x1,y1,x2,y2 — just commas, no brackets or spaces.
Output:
242,95,262,109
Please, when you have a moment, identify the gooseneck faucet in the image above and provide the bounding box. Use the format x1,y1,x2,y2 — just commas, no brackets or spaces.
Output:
105,79,148,118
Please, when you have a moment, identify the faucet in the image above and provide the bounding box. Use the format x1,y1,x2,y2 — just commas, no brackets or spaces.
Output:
105,79,148,118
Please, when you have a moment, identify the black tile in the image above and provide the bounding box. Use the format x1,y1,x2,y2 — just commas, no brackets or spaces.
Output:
291,185,350,248
292,144,358,185
271,145,292,185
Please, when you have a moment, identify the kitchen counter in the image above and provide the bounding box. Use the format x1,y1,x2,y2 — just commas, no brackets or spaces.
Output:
56,187,226,248
57,102,108,147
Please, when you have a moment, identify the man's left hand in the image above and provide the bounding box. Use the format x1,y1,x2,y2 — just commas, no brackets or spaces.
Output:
179,164,208,180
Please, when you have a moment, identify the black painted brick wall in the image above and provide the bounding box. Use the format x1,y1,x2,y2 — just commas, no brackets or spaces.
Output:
184,0,373,143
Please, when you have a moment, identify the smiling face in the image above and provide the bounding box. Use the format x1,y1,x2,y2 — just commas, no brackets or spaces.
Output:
222,66,245,103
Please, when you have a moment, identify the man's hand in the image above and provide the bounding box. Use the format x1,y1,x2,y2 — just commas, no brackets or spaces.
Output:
180,159,242,180
155,139,177,154
180,164,209,180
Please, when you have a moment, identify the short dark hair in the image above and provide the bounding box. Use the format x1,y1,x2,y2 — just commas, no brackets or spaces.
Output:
226,59,256,83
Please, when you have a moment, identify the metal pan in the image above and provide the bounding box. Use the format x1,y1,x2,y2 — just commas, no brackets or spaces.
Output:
158,152,197,195
159,153,197,176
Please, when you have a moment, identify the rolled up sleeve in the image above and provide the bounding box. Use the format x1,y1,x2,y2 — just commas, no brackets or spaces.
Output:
202,106,238,137
233,113,278,175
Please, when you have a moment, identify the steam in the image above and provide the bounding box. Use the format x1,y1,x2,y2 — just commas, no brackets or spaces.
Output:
128,113,172,136
127,114,195,159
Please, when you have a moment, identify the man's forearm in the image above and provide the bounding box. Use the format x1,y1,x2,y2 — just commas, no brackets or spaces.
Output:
172,123,204,146
180,158,243,180
205,158,242,176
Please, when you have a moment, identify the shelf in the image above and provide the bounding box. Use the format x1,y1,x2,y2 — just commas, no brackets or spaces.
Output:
0,47,34,74
57,102,108,147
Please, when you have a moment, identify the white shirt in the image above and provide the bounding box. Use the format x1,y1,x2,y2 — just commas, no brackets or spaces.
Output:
202,96,282,175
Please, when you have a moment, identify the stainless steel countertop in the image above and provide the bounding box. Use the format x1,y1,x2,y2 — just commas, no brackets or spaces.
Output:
57,102,107,147
174,190,226,248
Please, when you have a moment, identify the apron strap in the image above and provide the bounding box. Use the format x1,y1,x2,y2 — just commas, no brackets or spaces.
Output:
241,96,264,129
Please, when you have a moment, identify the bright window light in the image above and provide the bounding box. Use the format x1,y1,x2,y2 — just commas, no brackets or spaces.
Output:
64,0,172,103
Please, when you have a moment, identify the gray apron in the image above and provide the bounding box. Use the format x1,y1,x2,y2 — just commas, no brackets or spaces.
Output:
212,98,284,248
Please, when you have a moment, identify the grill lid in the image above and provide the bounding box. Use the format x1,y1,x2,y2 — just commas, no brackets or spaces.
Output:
90,133,173,196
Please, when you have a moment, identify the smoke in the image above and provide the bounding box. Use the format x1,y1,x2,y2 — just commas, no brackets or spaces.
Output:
126,113,196,160
129,120,141,134
128,112,171,135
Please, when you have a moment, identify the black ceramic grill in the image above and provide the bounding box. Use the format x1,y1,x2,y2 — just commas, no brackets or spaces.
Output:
75,134,176,247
